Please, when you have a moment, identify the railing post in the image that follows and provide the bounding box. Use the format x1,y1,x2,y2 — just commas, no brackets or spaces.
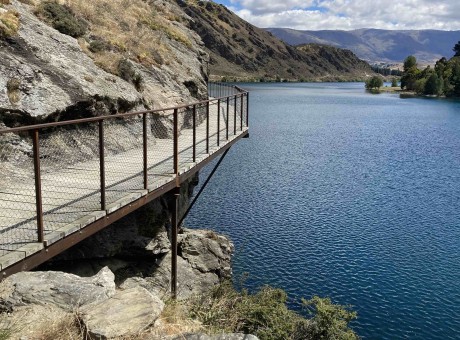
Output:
173,108,179,180
99,120,106,211
206,101,210,154
32,129,44,243
240,93,244,131
171,187,180,299
143,113,148,190
217,99,220,147
246,93,249,127
192,105,196,163
234,95,237,136
226,97,229,140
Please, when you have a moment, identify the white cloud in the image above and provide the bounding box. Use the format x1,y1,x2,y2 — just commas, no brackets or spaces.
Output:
226,0,460,30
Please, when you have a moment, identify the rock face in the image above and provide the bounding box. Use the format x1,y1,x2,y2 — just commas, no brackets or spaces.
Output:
80,286,164,339
0,0,208,125
0,1,141,120
0,266,115,312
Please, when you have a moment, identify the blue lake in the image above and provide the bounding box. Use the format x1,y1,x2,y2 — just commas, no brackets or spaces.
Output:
186,82,460,339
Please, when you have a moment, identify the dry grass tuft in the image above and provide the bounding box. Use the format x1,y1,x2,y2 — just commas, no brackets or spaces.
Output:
6,78,21,104
148,299,204,337
0,8,20,38
35,315,83,340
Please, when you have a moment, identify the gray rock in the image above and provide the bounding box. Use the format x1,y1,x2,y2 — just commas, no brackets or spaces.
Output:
179,229,234,278
0,266,115,312
171,334,259,340
80,286,164,339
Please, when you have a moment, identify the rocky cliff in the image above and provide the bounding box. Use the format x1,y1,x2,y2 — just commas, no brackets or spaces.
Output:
0,0,208,126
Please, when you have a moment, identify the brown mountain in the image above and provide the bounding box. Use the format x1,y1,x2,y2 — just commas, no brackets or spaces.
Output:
178,1,373,81
267,28,460,65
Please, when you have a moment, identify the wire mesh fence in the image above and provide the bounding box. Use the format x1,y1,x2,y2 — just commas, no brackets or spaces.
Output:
0,83,248,262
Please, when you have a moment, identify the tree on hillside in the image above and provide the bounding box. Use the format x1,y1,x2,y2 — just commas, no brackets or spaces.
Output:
453,41,460,57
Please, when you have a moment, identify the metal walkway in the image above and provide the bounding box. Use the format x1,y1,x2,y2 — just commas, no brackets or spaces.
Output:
0,83,248,286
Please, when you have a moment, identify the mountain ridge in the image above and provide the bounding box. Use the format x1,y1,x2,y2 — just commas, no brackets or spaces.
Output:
179,0,373,81
267,28,460,65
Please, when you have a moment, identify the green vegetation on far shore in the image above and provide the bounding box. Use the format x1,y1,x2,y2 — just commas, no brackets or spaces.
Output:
400,41,460,97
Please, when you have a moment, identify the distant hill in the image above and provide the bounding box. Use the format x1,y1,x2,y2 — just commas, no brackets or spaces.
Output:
267,28,460,65
178,1,373,81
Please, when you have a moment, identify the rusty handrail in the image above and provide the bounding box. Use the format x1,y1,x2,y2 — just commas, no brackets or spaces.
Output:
0,86,248,135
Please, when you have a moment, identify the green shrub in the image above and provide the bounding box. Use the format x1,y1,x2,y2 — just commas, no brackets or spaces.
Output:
365,76,383,90
189,282,358,340
117,59,144,92
300,296,358,340
37,1,88,38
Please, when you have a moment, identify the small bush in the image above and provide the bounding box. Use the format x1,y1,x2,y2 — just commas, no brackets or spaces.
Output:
118,59,144,92
37,1,88,38
301,296,358,340
88,38,112,53
0,9,19,38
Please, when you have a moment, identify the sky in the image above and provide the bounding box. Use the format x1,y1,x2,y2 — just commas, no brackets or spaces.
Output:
211,0,460,31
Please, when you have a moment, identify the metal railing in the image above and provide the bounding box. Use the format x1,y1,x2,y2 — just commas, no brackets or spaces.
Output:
0,83,248,258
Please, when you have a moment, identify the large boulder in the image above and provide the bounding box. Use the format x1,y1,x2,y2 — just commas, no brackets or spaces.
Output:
0,266,115,312
80,286,164,339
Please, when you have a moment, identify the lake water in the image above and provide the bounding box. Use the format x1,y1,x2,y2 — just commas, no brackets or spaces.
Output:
186,83,460,339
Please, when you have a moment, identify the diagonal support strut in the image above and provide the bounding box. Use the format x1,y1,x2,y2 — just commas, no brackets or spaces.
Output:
179,147,231,227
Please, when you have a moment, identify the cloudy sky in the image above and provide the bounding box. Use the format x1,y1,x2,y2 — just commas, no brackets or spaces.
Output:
212,0,460,30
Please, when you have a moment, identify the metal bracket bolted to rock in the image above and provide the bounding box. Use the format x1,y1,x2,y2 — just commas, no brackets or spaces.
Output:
79,286,164,339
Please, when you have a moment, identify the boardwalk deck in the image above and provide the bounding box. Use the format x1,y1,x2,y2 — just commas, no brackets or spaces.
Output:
0,89,248,276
